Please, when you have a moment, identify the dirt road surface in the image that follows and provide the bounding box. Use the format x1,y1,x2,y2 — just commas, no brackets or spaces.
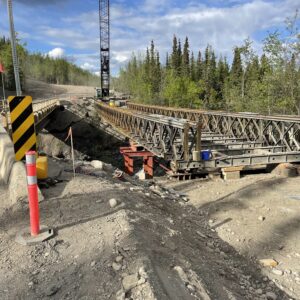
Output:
160,173,300,299
0,158,296,300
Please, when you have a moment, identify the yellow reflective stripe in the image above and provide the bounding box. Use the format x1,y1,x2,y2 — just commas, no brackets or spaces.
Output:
15,134,36,161
8,96,16,103
10,98,32,123
12,114,35,144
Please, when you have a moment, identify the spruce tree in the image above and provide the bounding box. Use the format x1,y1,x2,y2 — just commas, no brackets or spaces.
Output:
166,52,170,70
190,52,196,81
177,39,182,75
182,37,190,77
196,51,203,81
230,47,243,87
145,47,150,78
171,35,178,71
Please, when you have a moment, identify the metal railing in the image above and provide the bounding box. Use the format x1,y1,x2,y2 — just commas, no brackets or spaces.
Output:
128,103,300,152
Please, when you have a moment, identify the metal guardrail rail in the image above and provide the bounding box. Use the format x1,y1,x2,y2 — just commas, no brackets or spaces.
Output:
1,99,60,132
33,99,60,126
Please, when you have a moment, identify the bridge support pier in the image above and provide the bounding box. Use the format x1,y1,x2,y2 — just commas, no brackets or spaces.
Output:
120,146,154,179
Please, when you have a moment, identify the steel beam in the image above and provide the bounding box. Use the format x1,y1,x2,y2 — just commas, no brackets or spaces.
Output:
128,103,300,152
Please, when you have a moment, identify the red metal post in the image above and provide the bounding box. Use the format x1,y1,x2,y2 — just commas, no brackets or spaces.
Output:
25,151,40,236
124,155,134,175
143,156,154,177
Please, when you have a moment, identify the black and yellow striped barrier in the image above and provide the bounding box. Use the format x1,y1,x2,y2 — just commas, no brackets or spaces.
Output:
8,96,37,161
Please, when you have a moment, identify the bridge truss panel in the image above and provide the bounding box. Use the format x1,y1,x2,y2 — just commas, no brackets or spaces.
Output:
96,103,202,163
97,102,300,172
127,103,300,152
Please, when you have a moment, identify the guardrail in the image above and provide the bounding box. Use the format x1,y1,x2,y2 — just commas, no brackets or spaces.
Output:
1,98,60,133
33,99,60,128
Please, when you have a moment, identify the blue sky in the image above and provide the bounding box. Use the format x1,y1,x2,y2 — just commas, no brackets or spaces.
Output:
0,0,299,76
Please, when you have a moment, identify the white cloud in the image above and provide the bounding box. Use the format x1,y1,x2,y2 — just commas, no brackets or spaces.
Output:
81,62,96,71
38,0,300,75
48,47,65,58
113,51,130,63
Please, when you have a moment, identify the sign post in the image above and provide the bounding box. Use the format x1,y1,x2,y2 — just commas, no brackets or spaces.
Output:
7,0,22,96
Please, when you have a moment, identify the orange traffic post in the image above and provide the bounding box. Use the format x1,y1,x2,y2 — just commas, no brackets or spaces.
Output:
15,151,54,246
25,151,40,236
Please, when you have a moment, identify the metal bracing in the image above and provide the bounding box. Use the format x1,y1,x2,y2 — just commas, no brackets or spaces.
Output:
96,102,300,172
99,0,110,97
128,103,300,152
96,103,202,162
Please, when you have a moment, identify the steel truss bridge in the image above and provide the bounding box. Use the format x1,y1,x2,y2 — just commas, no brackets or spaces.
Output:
97,102,300,173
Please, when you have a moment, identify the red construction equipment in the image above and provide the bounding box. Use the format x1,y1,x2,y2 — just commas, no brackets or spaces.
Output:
120,144,154,178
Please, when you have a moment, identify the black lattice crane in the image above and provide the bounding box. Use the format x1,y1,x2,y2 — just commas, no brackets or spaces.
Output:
99,0,110,97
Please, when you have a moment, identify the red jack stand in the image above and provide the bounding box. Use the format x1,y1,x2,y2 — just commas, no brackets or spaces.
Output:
120,145,154,179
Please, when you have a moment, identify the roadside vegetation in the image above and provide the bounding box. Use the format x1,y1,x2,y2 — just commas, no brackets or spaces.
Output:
114,13,300,115
0,37,99,90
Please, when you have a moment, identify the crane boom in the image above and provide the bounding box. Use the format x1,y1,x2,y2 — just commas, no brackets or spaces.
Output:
99,0,110,97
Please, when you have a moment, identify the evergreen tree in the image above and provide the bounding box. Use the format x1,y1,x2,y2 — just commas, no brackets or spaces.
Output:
166,52,170,70
171,35,178,72
182,37,190,77
196,51,203,81
190,52,196,81
115,14,300,115
230,47,243,87
177,39,182,75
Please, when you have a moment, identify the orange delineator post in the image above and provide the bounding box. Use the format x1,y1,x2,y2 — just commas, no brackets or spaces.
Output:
25,151,40,236
120,146,154,178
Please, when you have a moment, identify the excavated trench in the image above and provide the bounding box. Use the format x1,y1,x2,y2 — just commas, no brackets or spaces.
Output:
38,100,127,169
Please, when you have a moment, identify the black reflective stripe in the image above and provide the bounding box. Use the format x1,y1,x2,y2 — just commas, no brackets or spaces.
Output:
9,96,25,112
13,123,35,153
11,104,33,133
29,144,37,152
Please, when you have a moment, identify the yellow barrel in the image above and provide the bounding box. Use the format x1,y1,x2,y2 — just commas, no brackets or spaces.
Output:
36,156,48,180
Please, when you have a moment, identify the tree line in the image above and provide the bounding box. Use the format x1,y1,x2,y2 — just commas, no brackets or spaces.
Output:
114,13,300,115
0,36,99,92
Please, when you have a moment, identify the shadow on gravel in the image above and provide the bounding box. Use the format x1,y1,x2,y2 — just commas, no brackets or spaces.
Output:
201,177,288,214
0,187,126,238
250,215,300,257
195,176,300,265
42,109,125,167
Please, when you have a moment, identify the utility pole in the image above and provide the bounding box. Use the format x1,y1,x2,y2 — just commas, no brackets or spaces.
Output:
99,0,110,97
7,0,22,96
